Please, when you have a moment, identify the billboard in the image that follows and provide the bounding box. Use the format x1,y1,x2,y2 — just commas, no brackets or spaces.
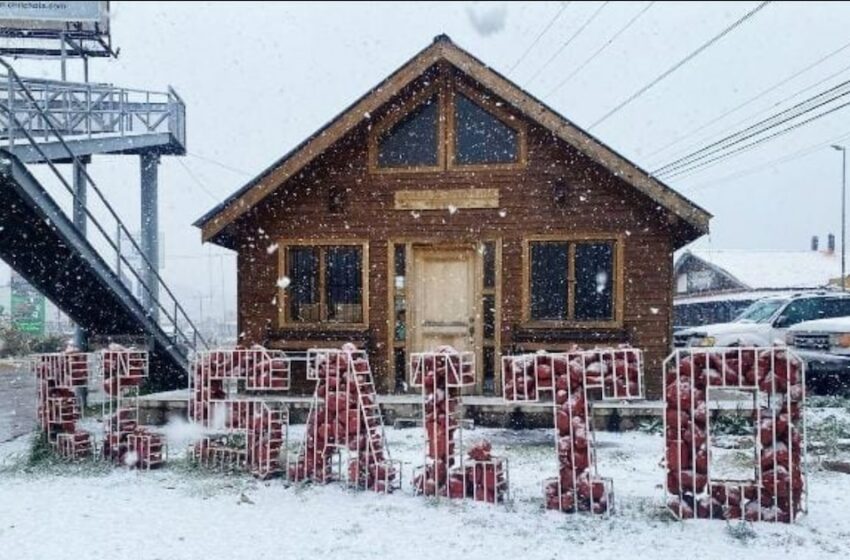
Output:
10,271,45,335
0,1,105,23
0,1,111,58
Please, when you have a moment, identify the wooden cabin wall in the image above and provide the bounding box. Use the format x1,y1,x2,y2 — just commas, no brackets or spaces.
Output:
233,114,678,397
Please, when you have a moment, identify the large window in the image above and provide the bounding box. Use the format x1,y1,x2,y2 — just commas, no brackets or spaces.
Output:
526,239,619,325
371,79,524,172
282,243,367,325
377,96,439,169
454,93,519,165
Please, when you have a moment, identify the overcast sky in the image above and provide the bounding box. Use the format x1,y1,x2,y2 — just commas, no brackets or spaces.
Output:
4,1,850,322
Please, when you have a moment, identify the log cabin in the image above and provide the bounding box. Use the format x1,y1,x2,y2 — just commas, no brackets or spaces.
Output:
194,35,711,397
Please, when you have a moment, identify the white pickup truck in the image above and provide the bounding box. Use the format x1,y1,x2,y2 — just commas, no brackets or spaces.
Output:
786,316,850,394
673,292,850,348
674,292,850,394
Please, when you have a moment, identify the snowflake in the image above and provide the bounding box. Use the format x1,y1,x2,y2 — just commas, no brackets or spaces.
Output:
276,276,291,289
266,243,279,255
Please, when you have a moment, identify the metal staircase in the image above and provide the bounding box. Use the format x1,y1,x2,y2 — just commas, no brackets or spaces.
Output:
0,58,203,391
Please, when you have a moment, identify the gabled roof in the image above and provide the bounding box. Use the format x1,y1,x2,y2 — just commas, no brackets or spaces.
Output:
195,34,711,246
675,248,843,291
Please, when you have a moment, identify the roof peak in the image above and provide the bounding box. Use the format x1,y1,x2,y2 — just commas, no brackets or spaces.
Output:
433,33,453,44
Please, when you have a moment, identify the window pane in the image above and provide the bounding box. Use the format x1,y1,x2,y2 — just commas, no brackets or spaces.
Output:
288,247,319,322
454,93,518,165
825,298,850,318
483,294,496,340
394,348,407,393
394,295,406,342
483,346,495,395
482,241,496,289
377,96,439,168
530,242,568,320
394,244,406,278
326,246,363,322
575,242,614,321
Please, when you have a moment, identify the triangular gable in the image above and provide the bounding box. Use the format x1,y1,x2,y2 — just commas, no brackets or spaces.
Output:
195,35,711,245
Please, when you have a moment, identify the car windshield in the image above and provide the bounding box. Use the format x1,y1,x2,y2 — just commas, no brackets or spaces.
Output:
735,298,785,323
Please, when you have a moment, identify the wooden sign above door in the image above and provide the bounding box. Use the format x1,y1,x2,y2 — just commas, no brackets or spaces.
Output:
394,188,499,211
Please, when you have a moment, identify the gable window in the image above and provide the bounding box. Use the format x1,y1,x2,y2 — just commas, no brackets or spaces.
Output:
453,93,519,165
525,238,621,325
377,96,439,169
281,242,368,326
370,77,525,173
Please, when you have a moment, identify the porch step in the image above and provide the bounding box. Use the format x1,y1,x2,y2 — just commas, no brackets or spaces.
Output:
139,389,664,430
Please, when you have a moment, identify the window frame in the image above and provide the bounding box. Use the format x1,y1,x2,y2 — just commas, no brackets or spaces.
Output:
367,75,527,174
446,82,527,171
521,234,624,329
277,239,370,329
368,82,446,175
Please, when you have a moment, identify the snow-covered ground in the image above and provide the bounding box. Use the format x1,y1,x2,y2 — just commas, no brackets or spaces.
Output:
2,409,850,560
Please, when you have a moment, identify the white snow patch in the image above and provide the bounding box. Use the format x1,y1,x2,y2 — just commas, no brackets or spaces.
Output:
498,209,507,218
2,423,849,559
650,307,660,315
276,276,291,290
123,450,139,467
447,205,458,215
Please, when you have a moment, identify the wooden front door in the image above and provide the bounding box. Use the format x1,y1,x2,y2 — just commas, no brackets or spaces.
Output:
410,246,479,356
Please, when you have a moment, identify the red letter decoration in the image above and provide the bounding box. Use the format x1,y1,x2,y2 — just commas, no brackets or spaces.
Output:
503,347,644,514
32,350,93,459
288,344,399,493
410,346,510,503
100,345,164,469
190,346,290,478
663,347,806,522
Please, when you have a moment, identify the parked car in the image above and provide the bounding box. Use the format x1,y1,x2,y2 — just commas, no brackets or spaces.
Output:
786,316,850,395
673,292,850,348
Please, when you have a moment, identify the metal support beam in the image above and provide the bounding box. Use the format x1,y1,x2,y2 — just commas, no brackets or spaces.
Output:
72,158,88,350
140,152,160,322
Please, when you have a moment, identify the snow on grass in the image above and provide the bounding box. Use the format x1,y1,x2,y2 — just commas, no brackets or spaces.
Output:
1,424,849,559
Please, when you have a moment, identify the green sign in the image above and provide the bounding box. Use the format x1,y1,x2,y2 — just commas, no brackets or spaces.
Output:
10,272,44,334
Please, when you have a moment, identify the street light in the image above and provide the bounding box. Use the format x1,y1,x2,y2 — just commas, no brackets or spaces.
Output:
832,144,847,291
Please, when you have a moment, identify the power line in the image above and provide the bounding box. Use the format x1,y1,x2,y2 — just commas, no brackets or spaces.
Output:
524,1,610,87
679,129,850,192
507,2,571,75
654,77,850,176
544,1,655,99
589,1,771,130
645,37,850,163
187,151,253,177
659,98,850,180
176,158,219,201
650,59,850,169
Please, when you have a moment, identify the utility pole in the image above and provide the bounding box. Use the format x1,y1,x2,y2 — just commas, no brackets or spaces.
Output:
832,145,847,291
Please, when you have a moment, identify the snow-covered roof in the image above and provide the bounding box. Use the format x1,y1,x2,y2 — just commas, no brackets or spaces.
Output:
673,289,806,306
681,249,842,290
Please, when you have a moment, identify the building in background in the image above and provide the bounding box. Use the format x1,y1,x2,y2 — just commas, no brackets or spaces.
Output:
673,236,843,328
